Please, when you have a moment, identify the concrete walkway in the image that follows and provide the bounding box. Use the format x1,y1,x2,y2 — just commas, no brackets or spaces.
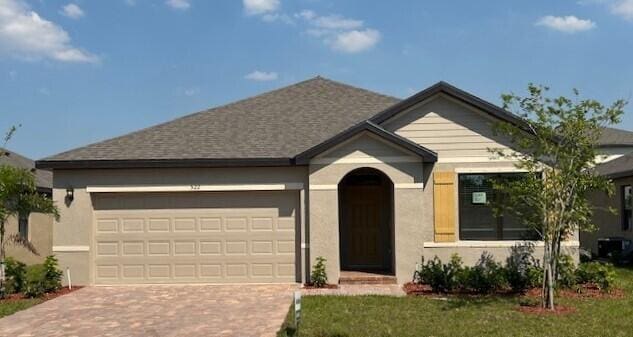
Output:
0,284,296,337
302,284,406,296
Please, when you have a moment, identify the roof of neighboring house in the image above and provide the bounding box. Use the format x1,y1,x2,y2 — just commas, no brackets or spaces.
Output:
596,153,633,179
598,127,633,147
35,76,633,170
1,148,52,191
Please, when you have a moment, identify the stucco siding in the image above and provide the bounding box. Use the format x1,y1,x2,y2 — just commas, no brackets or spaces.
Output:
4,213,53,265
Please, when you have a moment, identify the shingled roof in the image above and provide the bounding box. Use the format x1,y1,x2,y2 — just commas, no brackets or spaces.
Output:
1,149,52,191
36,76,633,169
596,153,633,179
39,77,399,168
598,127,633,147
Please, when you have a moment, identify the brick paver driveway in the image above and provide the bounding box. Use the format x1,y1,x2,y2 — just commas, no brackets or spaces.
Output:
0,284,296,337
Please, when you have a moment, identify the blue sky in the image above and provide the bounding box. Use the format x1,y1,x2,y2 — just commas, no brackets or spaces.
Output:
1,0,632,159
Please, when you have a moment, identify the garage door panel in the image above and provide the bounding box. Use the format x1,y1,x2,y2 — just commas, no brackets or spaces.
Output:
93,191,297,284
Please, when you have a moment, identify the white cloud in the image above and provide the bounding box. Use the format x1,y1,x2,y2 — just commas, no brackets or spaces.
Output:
38,87,50,95
295,10,381,53
8,70,16,79
243,0,279,15
535,15,596,33
331,29,381,53
60,3,84,19
0,0,99,63
244,70,278,81
124,0,137,6
611,0,633,20
166,0,190,10
311,14,363,30
261,13,293,24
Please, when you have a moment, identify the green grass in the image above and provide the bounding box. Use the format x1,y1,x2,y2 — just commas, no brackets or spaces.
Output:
0,298,43,318
278,268,633,337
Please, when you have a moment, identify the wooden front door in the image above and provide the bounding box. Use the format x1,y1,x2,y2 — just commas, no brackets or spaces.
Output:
339,171,392,272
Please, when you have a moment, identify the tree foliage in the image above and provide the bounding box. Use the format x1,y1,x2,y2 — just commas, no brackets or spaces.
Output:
490,84,626,309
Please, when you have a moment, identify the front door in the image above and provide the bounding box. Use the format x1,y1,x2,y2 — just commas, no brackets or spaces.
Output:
339,169,392,273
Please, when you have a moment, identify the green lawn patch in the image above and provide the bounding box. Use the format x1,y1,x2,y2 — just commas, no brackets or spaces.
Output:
278,268,633,337
0,298,43,319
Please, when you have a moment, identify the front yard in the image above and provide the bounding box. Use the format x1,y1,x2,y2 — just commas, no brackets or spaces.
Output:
278,267,633,337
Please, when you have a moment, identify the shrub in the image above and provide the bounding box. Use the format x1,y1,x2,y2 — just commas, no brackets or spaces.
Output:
23,255,63,298
463,252,507,293
556,254,577,289
310,256,328,287
576,262,616,291
4,257,27,294
418,254,465,293
24,264,47,298
43,255,62,292
505,244,542,292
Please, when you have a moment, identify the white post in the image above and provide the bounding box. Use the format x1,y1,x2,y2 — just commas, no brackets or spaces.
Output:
66,267,72,290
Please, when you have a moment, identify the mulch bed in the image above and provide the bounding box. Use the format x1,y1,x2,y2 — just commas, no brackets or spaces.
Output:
1,286,82,302
524,284,624,300
302,283,339,289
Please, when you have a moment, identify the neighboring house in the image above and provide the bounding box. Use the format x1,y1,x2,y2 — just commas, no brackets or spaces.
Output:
37,77,583,286
1,149,53,265
595,127,633,163
582,153,633,255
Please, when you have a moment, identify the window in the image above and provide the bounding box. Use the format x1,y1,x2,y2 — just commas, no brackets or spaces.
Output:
458,173,537,241
622,185,632,231
18,215,29,240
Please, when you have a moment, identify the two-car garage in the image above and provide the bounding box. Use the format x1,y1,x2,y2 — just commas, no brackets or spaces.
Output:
91,191,298,284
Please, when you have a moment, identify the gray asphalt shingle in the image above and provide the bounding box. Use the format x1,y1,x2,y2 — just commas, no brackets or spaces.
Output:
43,77,399,162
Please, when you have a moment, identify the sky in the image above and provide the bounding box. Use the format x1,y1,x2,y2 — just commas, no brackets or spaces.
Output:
1,0,632,159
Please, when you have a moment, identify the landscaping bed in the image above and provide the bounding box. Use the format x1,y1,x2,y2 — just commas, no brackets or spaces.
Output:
277,267,633,337
0,255,68,318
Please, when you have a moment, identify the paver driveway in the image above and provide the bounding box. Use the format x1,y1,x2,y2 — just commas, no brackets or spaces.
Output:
0,284,296,337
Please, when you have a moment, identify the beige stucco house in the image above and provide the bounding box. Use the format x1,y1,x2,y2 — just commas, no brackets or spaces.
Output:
1,149,54,265
37,77,589,286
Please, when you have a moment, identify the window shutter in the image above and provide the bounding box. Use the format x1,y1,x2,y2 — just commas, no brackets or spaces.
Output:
434,171,456,242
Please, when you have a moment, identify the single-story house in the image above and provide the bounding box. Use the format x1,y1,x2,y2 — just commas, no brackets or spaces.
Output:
582,152,633,256
1,149,53,265
37,77,591,286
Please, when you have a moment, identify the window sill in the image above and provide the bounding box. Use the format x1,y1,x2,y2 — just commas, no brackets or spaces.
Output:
423,240,580,248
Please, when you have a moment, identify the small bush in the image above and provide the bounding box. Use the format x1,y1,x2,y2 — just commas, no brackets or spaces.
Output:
43,256,62,292
556,254,577,289
518,296,540,307
576,262,616,291
505,244,542,292
463,252,507,293
24,264,47,298
310,256,328,287
4,257,27,294
23,255,63,298
418,254,464,293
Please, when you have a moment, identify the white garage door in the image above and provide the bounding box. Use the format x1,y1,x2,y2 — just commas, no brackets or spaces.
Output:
92,191,297,284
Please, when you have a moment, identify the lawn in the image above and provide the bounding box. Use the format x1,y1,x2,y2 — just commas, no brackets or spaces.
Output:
278,268,633,337
0,298,43,319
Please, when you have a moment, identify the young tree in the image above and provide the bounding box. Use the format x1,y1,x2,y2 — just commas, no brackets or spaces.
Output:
490,84,626,310
0,127,59,296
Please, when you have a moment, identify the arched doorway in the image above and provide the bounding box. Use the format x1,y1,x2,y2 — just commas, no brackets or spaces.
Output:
338,167,394,274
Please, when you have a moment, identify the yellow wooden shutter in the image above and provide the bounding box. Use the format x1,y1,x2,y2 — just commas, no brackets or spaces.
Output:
434,171,456,242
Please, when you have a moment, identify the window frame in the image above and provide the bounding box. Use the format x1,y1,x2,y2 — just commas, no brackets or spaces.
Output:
18,215,29,241
622,185,632,231
457,172,537,241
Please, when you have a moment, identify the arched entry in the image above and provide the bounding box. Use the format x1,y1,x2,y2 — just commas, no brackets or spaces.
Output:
338,167,394,274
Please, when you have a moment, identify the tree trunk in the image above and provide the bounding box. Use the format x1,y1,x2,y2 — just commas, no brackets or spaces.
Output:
0,224,5,297
542,241,555,310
